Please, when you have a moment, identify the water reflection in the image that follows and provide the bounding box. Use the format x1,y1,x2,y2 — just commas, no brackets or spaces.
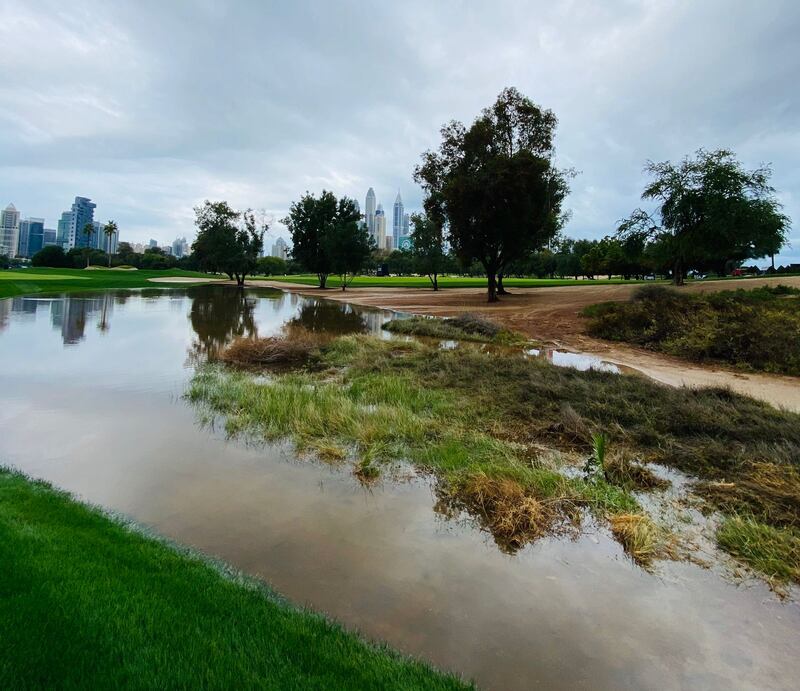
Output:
287,299,368,334
187,286,260,362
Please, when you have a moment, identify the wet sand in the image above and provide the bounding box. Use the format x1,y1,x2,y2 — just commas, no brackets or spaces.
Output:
253,276,800,411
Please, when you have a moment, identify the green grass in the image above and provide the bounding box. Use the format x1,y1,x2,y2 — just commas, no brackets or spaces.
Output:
0,267,217,299
0,468,470,690
269,274,649,289
717,515,800,583
584,284,800,375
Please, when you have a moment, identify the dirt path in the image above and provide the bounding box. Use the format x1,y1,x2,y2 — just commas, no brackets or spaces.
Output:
253,276,800,411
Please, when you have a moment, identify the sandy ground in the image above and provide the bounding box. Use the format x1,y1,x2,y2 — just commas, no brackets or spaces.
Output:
253,276,800,411
147,276,224,283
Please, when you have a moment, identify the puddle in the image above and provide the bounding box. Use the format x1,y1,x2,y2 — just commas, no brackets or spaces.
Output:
1,286,799,690
526,346,621,373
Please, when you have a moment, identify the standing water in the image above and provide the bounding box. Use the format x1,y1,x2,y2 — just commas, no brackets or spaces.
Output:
1,285,798,690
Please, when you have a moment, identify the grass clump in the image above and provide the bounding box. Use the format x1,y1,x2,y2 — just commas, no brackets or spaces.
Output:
609,513,667,566
0,468,470,690
221,327,326,368
383,314,524,345
717,515,800,584
584,284,800,375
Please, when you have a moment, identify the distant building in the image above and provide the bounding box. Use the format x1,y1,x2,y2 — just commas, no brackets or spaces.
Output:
1,203,20,257
392,191,404,248
365,187,376,240
63,197,97,250
149,239,158,249
172,237,189,258
161,245,173,255
132,242,146,254
271,237,288,260
398,235,413,251
43,228,58,247
17,218,45,257
56,212,71,247
375,204,387,250
403,212,410,235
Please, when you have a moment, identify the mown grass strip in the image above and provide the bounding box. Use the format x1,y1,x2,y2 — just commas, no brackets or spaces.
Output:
0,468,471,690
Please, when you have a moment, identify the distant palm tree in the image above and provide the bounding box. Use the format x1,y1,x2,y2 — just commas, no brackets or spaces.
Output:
82,223,95,267
103,220,118,267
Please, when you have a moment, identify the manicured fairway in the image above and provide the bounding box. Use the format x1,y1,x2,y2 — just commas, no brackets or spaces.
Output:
0,267,214,299
0,469,470,690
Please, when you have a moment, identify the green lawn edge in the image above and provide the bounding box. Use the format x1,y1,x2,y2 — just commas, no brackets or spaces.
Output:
0,467,471,690
0,267,216,299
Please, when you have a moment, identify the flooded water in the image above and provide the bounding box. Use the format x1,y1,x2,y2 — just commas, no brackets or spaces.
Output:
1,285,799,690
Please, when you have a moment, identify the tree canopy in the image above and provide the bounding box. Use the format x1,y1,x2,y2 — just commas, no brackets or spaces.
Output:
415,87,571,301
617,149,790,284
282,191,365,289
192,201,265,286
409,213,447,290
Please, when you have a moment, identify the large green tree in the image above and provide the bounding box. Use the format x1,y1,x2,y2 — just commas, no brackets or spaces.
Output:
618,149,790,285
282,191,363,289
415,87,570,302
192,201,265,286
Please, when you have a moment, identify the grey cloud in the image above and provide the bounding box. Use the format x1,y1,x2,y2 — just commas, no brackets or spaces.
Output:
0,0,798,263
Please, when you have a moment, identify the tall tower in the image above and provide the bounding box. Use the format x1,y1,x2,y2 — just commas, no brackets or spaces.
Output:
365,187,377,239
392,191,404,246
375,204,386,250
0,203,20,257
66,196,97,249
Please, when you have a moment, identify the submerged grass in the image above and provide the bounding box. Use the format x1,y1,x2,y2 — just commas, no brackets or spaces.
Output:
0,468,470,689
717,515,800,584
191,330,800,575
584,284,800,375
383,314,526,345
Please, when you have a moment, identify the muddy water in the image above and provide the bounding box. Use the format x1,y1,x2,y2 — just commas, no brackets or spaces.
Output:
1,286,799,690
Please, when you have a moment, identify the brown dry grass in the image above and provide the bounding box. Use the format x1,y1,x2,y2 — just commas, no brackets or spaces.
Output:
604,457,670,492
221,327,327,368
435,473,568,552
609,513,663,566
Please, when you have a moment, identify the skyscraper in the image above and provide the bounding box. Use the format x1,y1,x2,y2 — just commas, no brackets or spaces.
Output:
365,187,376,239
56,212,71,247
1,203,20,257
375,204,387,250
17,218,45,258
172,237,189,258
63,196,96,249
271,237,288,260
392,191,404,247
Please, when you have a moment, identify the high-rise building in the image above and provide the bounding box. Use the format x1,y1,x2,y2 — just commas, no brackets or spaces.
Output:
93,221,118,254
17,218,45,258
403,212,410,235
375,204,387,250
365,187,376,239
65,197,97,249
271,237,288,260
149,239,158,249
392,191,404,247
43,228,58,247
56,212,71,247
172,237,189,258
1,203,20,257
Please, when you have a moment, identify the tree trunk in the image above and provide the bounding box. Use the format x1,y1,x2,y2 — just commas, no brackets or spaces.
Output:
341,274,347,291
771,253,775,271
318,273,328,289
497,272,509,295
487,272,499,303
432,273,438,291
673,257,684,286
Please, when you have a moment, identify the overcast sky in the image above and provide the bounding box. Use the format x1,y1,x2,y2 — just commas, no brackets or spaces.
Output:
1,0,798,263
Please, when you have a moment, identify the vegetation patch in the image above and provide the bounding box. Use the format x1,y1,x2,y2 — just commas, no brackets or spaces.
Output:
221,327,327,368
383,314,525,345
717,515,800,584
189,331,800,577
0,468,470,690
584,284,800,375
